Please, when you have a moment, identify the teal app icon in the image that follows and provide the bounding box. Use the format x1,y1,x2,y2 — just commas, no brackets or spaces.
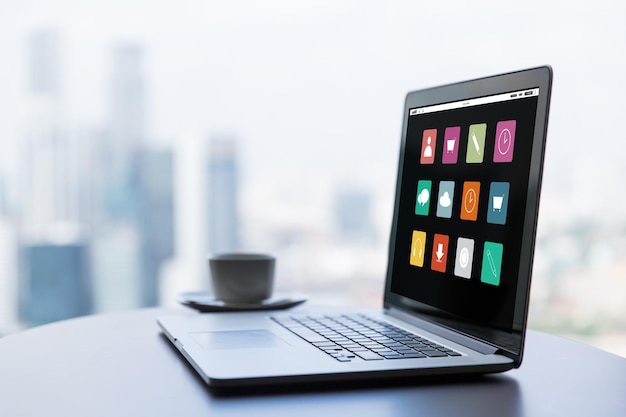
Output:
487,182,510,225
415,180,432,216
481,241,503,286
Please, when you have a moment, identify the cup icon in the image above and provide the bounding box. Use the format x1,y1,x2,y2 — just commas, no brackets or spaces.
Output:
446,138,455,153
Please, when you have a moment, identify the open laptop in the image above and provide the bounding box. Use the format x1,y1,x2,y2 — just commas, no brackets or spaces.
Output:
158,66,552,387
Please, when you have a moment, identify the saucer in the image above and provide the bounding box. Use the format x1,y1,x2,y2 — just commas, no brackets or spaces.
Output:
178,292,307,313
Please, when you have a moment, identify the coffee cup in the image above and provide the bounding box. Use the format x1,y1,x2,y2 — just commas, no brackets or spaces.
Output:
208,253,275,304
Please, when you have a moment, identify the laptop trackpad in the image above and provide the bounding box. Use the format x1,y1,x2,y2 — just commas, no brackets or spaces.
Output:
191,330,287,350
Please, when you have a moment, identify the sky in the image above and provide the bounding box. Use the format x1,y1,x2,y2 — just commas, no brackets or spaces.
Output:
1,0,625,219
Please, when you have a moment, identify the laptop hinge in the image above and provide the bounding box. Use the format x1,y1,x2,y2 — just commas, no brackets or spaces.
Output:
385,307,499,355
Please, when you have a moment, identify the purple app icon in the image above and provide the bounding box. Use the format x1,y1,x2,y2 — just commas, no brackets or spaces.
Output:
442,126,460,164
494,120,516,163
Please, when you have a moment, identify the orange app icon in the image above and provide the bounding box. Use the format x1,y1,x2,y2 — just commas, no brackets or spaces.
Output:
431,234,449,273
460,181,480,221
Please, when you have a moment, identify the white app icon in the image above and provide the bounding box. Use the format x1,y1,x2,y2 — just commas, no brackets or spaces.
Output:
454,238,474,279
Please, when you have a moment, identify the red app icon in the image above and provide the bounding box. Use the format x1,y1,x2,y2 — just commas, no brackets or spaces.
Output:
420,129,437,164
431,234,449,273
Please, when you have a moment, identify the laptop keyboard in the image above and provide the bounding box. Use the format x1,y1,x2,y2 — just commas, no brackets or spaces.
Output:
272,314,461,363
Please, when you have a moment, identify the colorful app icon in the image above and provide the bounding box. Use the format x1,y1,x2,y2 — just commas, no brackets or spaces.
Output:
494,120,516,163
487,182,510,225
481,241,504,286
436,181,455,218
454,237,474,279
410,230,427,267
460,181,480,221
431,234,449,273
420,129,437,164
466,123,486,163
414,180,432,216
442,126,460,164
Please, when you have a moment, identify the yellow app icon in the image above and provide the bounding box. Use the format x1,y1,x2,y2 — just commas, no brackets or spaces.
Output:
410,230,427,267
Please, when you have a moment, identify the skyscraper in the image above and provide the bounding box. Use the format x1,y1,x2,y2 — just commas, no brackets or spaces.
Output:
91,44,174,309
22,29,84,227
101,44,146,221
110,44,145,151
18,30,92,326
334,188,376,244
29,29,61,98
207,138,240,254
20,241,91,327
0,175,18,334
135,148,175,306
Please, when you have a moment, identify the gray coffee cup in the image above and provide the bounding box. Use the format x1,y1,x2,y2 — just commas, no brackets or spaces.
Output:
208,253,275,303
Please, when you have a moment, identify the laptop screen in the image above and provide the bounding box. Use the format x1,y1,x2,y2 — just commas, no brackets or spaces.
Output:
386,78,548,353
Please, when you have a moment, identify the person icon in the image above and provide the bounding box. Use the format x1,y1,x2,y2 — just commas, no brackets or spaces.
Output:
420,129,437,164
423,136,433,158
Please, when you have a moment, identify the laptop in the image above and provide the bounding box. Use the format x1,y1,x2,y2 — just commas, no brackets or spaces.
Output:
158,66,553,387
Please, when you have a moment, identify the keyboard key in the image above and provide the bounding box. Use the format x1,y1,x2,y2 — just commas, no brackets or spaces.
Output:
381,353,404,359
289,327,329,343
354,351,384,361
401,352,427,358
420,350,448,357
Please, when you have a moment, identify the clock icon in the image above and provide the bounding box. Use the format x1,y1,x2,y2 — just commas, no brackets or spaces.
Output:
497,128,512,155
464,188,477,215
494,120,516,163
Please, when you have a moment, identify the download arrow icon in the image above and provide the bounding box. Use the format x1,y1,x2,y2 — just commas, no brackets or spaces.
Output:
436,243,444,262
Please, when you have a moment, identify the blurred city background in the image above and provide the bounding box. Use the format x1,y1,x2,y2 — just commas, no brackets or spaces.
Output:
0,1,625,357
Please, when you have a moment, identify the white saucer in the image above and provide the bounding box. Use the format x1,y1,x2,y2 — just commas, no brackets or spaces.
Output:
178,292,307,312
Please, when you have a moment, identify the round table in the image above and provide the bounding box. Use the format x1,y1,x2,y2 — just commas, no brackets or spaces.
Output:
0,308,624,416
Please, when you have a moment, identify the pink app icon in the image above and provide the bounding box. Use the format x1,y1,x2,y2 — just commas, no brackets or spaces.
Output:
494,120,516,163
442,126,460,164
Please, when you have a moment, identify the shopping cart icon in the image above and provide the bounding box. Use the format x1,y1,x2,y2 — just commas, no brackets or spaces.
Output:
492,195,504,212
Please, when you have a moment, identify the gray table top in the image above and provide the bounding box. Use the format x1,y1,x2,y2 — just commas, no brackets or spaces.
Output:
1,307,625,417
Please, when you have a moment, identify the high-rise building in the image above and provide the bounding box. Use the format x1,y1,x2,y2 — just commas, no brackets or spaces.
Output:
207,138,240,254
18,30,92,326
334,188,376,244
29,29,61,98
135,148,175,306
91,44,174,309
20,241,92,327
91,43,146,312
22,29,84,228
91,225,142,313
99,44,146,221
0,178,18,333
110,44,145,151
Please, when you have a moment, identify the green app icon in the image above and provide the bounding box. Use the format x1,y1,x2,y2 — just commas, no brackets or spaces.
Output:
414,180,432,216
466,123,487,163
481,241,503,286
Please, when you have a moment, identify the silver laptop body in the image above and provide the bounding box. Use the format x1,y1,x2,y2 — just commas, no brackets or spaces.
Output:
158,66,553,387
